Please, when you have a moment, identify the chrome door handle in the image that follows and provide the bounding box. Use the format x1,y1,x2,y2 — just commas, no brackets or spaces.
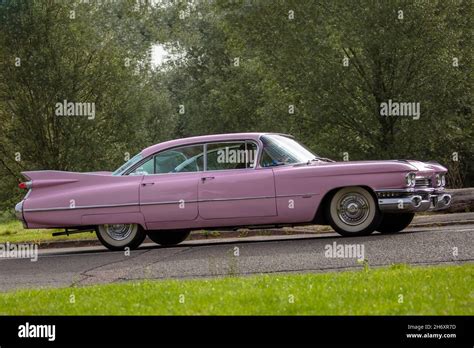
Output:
141,182,155,186
201,176,215,182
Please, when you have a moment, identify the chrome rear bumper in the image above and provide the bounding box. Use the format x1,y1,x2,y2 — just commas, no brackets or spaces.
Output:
377,189,451,213
15,200,27,227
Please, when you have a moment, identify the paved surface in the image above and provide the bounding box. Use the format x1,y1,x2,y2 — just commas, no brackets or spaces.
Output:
20,212,474,250
0,223,473,291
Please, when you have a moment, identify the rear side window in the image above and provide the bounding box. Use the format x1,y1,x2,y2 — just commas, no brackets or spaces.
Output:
128,144,204,175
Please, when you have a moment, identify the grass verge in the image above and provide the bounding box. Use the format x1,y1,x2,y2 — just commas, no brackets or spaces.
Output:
0,220,95,244
0,264,472,315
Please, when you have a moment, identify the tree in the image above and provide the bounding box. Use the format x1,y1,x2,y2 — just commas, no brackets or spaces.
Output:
158,0,472,186
0,0,166,210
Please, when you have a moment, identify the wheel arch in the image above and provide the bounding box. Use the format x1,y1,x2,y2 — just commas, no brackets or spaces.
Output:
312,185,378,224
81,212,147,231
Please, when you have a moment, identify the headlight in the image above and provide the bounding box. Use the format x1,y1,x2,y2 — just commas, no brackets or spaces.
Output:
436,174,446,187
405,172,416,187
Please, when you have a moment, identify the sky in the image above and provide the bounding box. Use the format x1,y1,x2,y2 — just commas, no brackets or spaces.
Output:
150,44,168,68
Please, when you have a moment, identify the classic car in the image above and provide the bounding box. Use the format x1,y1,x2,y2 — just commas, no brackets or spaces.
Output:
15,133,452,251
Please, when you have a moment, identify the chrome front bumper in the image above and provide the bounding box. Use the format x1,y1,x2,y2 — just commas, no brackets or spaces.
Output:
376,189,451,213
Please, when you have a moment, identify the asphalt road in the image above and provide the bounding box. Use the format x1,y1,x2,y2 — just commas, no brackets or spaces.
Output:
1,223,473,291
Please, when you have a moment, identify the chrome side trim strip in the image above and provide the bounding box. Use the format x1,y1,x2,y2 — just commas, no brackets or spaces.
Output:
23,193,319,212
24,202,139,212
140,200,199,206
141,193,317,206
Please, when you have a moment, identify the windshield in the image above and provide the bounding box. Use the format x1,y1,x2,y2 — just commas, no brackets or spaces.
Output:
260,135,316,166
112,153,143,176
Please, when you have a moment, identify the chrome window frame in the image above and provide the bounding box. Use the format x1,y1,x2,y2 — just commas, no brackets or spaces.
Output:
123,139,260,176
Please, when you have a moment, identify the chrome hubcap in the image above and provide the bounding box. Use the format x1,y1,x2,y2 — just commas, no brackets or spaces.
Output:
104,224,133,241
337,193,369,226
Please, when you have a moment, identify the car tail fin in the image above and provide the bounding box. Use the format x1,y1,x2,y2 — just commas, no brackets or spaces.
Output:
18,181,32,190
21,171,79,189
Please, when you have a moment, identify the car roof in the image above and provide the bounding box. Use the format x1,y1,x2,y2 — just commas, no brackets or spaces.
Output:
141,132,291,157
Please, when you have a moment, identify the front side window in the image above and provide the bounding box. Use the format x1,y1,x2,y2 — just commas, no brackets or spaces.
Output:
206,142,257,170
260,134,316,167
169,147,204,173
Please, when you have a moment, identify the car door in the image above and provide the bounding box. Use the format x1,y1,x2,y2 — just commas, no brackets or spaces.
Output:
198,141,277,219
131,144,204,224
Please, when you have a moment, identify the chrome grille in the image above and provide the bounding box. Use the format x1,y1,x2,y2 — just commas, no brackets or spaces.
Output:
415,177,431,187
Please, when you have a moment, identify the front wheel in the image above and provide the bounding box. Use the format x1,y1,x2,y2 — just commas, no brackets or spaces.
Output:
147,230,191,246
96,224,146,251
325,186,381,237
377,213,415,234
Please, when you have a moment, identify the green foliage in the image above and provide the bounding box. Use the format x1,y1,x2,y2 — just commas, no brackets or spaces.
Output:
0,1,169,210
161,0,473,184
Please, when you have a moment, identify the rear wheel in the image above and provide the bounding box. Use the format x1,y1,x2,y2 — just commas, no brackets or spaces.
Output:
377,213,415,234
96,224,146,251
325,186,381,237
147,230,191,246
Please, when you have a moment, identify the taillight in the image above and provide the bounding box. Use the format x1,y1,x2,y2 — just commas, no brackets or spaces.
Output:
18,181,31,190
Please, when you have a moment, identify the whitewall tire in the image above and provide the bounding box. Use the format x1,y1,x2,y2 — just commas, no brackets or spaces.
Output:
96,224,146,251
325,187,381,236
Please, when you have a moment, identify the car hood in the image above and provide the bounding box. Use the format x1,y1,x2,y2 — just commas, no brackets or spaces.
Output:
293,159,447,176
398,160,447,173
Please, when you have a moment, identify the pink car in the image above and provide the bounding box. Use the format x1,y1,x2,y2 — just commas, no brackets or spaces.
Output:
15,133,451,250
